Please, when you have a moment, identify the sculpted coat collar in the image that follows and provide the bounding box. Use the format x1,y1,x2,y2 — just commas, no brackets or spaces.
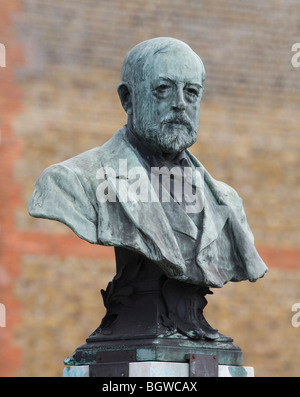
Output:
113,126,229,253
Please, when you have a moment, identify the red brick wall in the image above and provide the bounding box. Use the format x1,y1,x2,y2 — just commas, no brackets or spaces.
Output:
0,0,300,377
0,0,23,377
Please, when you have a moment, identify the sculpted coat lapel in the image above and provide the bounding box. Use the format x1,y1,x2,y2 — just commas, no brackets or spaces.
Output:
28,126,267,287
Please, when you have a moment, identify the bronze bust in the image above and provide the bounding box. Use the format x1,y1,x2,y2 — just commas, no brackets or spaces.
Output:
28,38,267,364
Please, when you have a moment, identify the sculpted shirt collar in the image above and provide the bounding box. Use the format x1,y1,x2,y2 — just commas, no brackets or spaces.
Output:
125,125,191,170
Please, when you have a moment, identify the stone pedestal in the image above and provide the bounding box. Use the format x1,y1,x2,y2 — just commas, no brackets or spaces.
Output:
63,333,247,377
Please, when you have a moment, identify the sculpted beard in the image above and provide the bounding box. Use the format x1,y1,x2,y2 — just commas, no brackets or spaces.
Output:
134,113,198,154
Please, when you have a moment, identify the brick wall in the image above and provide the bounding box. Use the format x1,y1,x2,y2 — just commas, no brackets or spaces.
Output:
0,0,23,377
0,0,300,377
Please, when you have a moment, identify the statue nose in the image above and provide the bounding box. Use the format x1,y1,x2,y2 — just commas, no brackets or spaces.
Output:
172,88,186,111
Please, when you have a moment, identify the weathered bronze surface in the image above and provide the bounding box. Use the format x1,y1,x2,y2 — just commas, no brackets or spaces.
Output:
28,37,268,366
65,335,243,367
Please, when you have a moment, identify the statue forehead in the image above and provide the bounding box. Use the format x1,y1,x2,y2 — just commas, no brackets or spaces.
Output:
146,48,203,84
122,38,204,84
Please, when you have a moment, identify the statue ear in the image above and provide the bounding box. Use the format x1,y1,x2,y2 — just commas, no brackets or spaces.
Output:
118,83,133,115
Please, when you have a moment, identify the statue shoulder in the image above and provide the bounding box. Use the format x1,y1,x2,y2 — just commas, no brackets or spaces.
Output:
46,127,128,184
27,128,128,244
213,179,240,201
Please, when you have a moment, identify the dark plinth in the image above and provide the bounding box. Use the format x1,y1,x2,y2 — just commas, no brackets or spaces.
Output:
64,248,243,371
65,335,242,367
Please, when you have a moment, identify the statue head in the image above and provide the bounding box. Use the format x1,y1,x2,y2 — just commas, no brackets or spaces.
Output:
118,37,205,155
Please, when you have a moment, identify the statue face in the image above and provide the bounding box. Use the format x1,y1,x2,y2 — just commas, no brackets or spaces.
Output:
131,45,204,154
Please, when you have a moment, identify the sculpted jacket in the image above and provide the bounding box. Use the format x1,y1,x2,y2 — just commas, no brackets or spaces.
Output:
28,126,268,288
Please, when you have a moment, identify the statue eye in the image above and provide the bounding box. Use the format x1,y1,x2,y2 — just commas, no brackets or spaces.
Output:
159,84,169,89
154,84,171,97
186,87,199,97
